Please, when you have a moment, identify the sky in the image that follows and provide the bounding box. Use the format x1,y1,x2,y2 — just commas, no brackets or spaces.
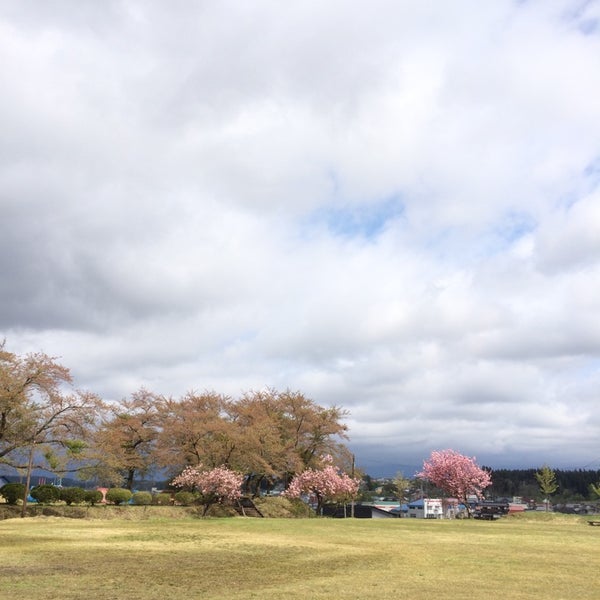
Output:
2,0,600,477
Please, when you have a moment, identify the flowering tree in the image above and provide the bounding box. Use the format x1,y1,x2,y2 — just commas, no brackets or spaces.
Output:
283,456,360,515
171,464,244,515
417,449,492,517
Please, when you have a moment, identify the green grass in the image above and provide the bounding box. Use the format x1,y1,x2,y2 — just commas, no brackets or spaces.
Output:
1,513,599,599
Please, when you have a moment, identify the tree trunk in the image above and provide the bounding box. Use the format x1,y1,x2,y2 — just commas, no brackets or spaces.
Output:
462,495,472,518
126,469,135,491
21,443,35,518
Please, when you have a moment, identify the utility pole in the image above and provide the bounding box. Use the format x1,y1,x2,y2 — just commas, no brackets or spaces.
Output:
351,453,355,518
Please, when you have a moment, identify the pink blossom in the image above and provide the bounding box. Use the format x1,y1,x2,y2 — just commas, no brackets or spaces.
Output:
172,464,244,514
417,449,492,516
283,458,360,514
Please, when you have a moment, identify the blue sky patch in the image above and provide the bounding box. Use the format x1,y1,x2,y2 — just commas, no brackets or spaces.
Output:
306,195,405,240
494,210,537,244
584,156,600,183
561,1,599,36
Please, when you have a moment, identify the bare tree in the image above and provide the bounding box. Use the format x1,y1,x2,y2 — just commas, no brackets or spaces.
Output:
0,342,102,471
89,388,161,489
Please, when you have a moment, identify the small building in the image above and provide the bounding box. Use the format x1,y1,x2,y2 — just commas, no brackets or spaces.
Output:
366,505,400,519
322,503,400,518
407,498,443,518
355,504,400,519
368,499,403,513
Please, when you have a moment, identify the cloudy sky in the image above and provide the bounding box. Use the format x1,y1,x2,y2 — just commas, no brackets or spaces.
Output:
2,0,600,476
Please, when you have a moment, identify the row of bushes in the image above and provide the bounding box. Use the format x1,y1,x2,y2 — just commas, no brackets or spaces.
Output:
0,483,198,507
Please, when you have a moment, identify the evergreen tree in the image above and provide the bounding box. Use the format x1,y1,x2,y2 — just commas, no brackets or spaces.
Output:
535,465,558,510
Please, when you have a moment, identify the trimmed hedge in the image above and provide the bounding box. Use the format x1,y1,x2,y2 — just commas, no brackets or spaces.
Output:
0,483,26,505
84,489,104,505
174,491,197,506
152,493,172,506
59,487,86,505
105,488,133,505
132,491,153,505
30,484,61,504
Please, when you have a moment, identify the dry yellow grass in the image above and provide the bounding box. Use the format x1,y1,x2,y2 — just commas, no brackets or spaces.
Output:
1,513,599,599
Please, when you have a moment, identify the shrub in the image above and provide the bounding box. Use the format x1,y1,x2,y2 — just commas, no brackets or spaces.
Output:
30,484,61,504
152,493,172,506
132,491,152,505
0,483,26,505
84,489,104,505
105,488,133,505
288,498,313,517
174,491,197,506
254,496,312,518
59,487,86,505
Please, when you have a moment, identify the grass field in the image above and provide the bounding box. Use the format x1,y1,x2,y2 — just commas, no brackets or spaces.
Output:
1,512,599,599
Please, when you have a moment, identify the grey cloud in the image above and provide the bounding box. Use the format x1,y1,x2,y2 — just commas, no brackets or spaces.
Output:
2,1,600,475
535,192,600,273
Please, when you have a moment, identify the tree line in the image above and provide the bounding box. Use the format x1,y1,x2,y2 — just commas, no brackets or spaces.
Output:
485,467,600,501
0,343,351,495
4,342,597,507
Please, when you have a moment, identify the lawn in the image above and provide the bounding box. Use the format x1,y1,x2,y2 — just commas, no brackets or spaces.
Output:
1,513,599,599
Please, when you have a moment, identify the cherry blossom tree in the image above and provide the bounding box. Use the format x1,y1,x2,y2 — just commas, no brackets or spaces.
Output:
171,464,244,515
0,343,103,516
283,455,360,515
157,392,237,472
90,388,161,489
0,344,102,466
417,449,492,517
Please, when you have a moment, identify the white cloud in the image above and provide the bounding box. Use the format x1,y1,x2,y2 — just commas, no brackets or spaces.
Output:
2,0,600,475
535,190,600,272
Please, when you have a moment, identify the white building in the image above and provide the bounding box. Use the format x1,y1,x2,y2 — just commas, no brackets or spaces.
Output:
407,498,443,518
